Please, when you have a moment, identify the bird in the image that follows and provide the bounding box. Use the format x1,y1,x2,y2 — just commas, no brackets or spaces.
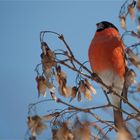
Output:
88,21,132,137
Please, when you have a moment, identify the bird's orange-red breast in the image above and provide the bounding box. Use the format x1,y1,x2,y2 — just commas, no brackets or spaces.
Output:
88,24,125,78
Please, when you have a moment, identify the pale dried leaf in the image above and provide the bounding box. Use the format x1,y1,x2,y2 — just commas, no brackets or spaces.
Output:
55,69,67,97
84,88,92,101
70,86,77,102
78,80,94,101
48,50,55,59
62,86,67,96
55,123,73,140
126,48,140,62
126,48,140,69
36,76,47,97
78,80,86,93
81,123,91,140
58,85,72,98
71,86,77,98
56,70,68,97
56,66,66,79
130,59,140,69
27,116,38,130
55,72,67,86
128,5,135,19
60,71,67,79
41,49,56,72
85,79,96,94
125,69,136,86
73,119,91,140
34,122,46,135
41,42,49,55
58,85,67,97
27,115,46,136
66,86,72,97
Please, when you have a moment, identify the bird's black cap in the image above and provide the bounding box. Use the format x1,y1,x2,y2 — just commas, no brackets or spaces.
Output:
96,21,118,32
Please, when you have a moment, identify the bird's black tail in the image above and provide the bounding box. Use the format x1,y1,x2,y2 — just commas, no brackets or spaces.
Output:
113,109,123,128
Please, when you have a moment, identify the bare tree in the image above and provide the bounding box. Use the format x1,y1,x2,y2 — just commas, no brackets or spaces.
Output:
25,0,140,140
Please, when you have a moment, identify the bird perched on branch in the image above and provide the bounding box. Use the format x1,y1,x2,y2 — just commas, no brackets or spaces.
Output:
88,21,132,138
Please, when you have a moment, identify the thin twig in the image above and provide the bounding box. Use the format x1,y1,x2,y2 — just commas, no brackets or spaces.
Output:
56,98,118,131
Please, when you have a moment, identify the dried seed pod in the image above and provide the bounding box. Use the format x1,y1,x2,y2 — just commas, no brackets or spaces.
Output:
70,86,78,102
120,16,126,29
41,46,56,78
85,79,96,95
73,119,91,140
66,86,72,97
55,66,68,97
41,50,56,71
84,88,92,101
60,71,67,79
125,69,136,86
41,42,49,55
27,115,46,136
57,75,67,96
78,80,96,101
55,122,73,140
55,66,67,86
58,84,67,97
36,76,47,97
126,48,140,69
78,80,86,93
59,86,71,97
71,86,78,97
128,5,135,19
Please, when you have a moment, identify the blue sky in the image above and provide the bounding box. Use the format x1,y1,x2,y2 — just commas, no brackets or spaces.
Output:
0,0,129,139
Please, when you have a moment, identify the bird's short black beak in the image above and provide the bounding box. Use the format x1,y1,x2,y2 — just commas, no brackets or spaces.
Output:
96,23,99,27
